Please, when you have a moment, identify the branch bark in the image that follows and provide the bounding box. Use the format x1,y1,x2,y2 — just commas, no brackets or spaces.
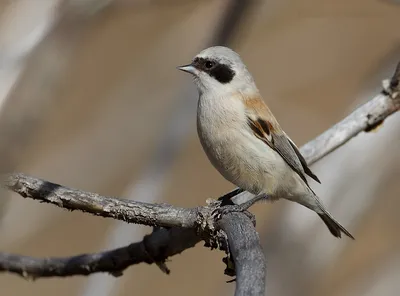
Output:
217,213,266,296
1,173,262,286
0,227,200,279
0,60,398,295
3,173,198,229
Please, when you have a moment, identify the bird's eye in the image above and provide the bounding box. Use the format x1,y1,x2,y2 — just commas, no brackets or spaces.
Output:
205,61,215,69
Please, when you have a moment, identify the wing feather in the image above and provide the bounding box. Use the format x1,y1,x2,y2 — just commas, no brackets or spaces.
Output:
286,136,321,183
246,116,320,185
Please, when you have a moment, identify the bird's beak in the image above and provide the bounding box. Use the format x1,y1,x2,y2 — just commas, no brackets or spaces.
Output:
177,64,198,75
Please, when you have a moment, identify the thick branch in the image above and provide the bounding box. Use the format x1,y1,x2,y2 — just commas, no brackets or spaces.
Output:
217,213,266,296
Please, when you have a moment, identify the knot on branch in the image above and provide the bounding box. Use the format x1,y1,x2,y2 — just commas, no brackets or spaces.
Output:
142,227,171,274
195,199,228,250
194,199,235,277
365,62,400,133
194,198,257,280
382,61,400,100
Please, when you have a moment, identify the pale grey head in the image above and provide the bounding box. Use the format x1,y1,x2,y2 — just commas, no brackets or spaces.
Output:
177,46,258,96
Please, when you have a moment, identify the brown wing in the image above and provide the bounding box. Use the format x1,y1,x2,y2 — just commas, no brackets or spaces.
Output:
247,116,320,185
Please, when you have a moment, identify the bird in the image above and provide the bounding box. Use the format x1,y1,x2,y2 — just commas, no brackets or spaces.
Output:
177,46,354,239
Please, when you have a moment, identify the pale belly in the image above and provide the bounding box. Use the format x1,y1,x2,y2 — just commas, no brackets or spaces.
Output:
198,125,296,198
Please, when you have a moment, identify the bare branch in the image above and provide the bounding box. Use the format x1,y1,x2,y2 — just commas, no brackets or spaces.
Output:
3,173,198,229
1,174,265,288
0,227,200,280
217,213,266,296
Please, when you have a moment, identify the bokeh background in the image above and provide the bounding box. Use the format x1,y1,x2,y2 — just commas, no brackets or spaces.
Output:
0,0,399,295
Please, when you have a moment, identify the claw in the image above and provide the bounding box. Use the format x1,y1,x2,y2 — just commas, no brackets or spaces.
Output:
212,204,241,219
212,204,256,225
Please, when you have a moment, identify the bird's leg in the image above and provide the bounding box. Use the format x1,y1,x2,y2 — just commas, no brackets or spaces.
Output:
235,193,266,210
218,188,245,205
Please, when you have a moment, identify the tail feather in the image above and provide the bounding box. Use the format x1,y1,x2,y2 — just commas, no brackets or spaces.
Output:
298,193,354,239
318,212,355,239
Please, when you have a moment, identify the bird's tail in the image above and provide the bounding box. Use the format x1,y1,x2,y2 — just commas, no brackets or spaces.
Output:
318,210,354,239
301,193,355,239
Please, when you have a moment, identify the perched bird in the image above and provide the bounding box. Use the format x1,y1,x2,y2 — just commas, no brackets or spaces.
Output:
177,46,354,239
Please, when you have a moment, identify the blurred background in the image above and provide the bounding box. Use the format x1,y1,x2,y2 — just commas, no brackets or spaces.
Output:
0,0,399,295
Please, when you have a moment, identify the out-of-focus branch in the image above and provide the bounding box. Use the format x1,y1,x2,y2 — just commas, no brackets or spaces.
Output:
80,1,259,296
0,0,112,232
0,0,63,222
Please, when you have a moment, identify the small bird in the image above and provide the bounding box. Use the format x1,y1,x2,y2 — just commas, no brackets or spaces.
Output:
178,46,354,239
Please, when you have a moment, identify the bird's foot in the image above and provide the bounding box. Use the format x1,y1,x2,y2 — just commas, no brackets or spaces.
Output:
212,193,267,226
212,203,256,226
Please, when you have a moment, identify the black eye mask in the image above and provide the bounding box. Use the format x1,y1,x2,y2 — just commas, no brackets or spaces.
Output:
192,57,235,84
